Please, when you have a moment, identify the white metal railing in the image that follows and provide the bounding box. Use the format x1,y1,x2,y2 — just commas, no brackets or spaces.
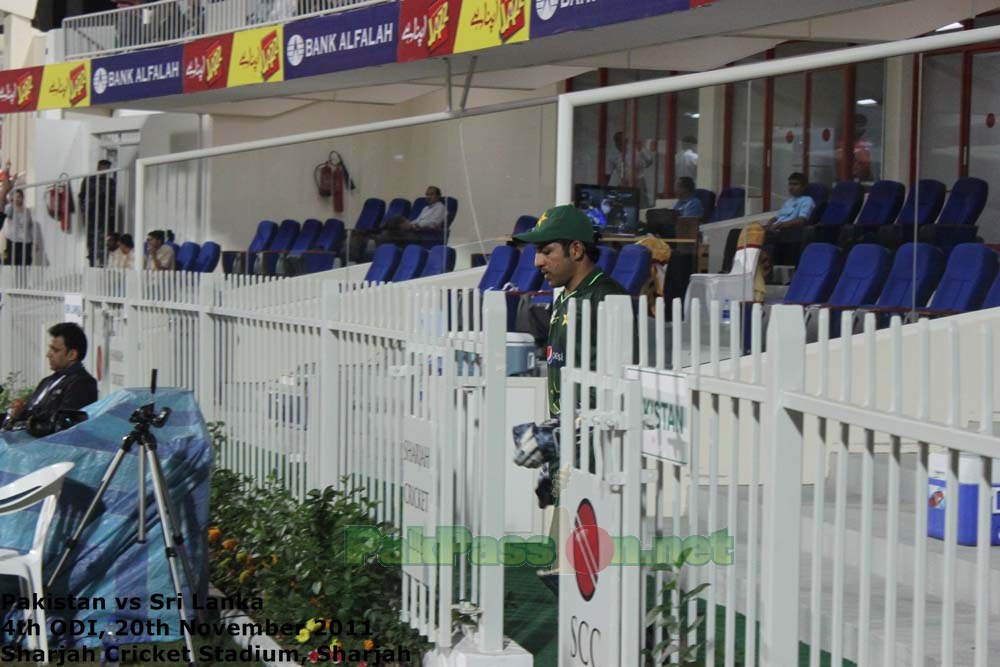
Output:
62,0,395,60
0,266,509,656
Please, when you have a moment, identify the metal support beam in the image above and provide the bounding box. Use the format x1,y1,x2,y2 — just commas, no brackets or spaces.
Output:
460,56,478,111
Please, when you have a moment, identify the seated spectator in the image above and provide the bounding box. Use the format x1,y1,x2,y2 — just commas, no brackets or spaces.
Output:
2,322,98,431
385,186,447,233
103,232,121,267
672,177,704,220
145,230,175,271
763,172,815,269
107,233,135,270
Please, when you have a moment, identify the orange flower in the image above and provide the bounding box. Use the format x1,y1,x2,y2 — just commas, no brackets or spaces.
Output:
364,639,375,651
207,527,222,543
222,538,238,550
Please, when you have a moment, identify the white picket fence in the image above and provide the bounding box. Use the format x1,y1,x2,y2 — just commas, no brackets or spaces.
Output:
0,266,509,655
559,294,1000,666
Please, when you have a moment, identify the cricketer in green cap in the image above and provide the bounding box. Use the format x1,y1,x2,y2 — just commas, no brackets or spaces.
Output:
512,204,627,417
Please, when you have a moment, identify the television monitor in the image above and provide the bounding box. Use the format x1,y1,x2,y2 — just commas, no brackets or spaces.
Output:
574,184,640,232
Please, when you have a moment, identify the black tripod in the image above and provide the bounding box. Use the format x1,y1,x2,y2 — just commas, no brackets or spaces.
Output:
46,370,200,664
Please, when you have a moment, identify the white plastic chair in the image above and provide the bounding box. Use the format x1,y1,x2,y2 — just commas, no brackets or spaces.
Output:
0,462,74,655
684,245,760,322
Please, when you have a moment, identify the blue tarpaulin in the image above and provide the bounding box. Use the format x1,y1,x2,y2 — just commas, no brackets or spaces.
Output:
0,387,212,648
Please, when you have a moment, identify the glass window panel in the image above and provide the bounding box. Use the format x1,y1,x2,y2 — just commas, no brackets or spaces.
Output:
730,79,766,203
675,89,700,191
969,50,1000,241
772,73,806,203
919,53,962,187
571,71,601,186
853,60,885,184
808,68,844,186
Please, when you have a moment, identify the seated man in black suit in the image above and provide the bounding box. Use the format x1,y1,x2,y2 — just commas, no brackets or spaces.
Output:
3,323,98,431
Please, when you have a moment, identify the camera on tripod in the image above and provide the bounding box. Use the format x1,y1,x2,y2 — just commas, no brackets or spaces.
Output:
129,403,171,429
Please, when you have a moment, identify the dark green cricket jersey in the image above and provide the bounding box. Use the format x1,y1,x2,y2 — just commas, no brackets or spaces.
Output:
546,268,628,416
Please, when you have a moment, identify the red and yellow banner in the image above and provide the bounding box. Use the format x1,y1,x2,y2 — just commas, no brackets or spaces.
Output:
454,0,530,53
228,25,284,87
38,60,91,110
398,0,460,62
183,34,233,92
0,67,42,113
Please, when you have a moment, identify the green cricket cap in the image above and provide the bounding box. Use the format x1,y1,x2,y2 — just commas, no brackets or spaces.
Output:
512,205,595,245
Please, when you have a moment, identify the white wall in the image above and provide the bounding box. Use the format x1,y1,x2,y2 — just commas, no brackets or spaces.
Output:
203,86,558,255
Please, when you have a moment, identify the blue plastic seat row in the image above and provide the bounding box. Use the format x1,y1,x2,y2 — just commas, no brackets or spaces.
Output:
166,241,220,272
786,241,998,335
224,218,346,275
363,244,457,283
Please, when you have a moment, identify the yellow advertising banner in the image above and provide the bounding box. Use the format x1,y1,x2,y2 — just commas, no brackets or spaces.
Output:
37,60,91,110
453,0,530,54
228,25,285,87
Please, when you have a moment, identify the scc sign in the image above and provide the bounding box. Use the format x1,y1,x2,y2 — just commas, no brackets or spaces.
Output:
565,498,614,666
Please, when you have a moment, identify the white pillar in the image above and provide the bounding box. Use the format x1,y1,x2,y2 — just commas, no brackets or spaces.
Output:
883,55,915,184
697,85,727,193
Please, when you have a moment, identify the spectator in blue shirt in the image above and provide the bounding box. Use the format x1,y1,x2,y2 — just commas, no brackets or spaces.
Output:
673,177,704,220
768,172,815,228
762,172,815,274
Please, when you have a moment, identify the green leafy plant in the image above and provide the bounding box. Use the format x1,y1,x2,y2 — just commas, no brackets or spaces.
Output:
206,424,429,665
643,548,710,666
0,371,34,414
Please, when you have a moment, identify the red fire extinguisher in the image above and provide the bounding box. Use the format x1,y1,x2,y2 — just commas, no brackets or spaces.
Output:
314,151,347,214
46,174,74,232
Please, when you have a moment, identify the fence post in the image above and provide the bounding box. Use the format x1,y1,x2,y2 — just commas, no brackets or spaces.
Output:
478,290,507,652
0,267,12,377
318,278,340,490
197,273,217,421
760,305,805,666
124,270,142,387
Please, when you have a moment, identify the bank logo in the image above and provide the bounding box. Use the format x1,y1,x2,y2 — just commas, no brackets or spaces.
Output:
93,68,108,96
535,0,558,21
287,34,305,67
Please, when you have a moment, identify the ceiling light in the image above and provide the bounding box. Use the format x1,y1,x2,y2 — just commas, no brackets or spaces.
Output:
686,112,700,119
856,98,878,106
936,22,963,32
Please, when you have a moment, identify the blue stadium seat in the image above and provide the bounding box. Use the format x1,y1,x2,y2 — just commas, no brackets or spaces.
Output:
610,244,652,296
842,180,906,245
923,177,990,254
812,181,864,244
872,243,944,311
897,179,946,226
355,198,387,233
596,246,618,275
815,243,891,336
783,243,841,304
175,242,200,271
512,215,538,236
981,271,1000,310
421,245,456,277
385,198,411,222
805,182,829,224
694,189,716,222
304,219,345,273
710,188,745,222
918,243,997,316
288,218,323,258
509,244,543,292
262,219,301,274
193,242,221,273
478,246,518,291
364,244,401,283
392,245,428,282
227,220,277,274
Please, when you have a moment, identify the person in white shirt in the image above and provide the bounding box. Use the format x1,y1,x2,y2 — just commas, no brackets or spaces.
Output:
106,233,135,270
4,189,34,265
144,230,175,271
392,186,448,232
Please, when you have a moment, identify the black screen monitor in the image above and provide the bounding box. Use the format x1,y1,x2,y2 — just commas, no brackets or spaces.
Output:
574,184,640,232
